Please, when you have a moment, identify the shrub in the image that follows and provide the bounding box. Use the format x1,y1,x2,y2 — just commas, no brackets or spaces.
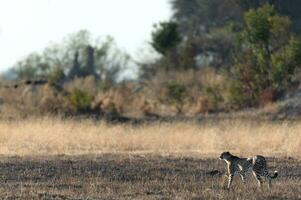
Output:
99,96,119,114
203,86,224,111
259,88,276,106
48,67,65,84
68,88,93,112
229,78,257,109
166,81,186,114
140,100,155,116
230,4,301,107
195,96,209,114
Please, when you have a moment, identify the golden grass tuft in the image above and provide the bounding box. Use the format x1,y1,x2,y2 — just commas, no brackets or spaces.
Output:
0,117,300,157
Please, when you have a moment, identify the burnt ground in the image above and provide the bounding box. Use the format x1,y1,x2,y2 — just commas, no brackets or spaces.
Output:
0,154,299,199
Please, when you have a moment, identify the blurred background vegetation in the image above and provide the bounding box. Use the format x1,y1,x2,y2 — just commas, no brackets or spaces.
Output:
1,0,301,119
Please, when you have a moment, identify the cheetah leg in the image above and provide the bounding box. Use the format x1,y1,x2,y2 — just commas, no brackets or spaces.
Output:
227,174,233,189
240,173,246,184
267,177,272,188
264,170,272,188
253,171,263,187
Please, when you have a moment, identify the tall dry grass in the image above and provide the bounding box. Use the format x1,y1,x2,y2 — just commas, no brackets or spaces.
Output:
0,117,300,157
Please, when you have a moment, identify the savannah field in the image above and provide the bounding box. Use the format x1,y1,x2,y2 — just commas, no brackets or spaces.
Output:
0,117,300,199
2,0,301,199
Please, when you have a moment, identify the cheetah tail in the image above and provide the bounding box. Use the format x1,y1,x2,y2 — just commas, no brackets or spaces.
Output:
270,170,278,179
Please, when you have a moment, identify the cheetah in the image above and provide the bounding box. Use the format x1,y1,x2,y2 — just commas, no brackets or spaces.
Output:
219,151,278,189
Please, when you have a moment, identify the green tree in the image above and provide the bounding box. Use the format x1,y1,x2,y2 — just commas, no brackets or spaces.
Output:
230,4,301,107
170,0,301,69
82,45,96,77
171,0,241,35
150,21,182,71
172,0,301,35
15,53,50,79
53,32,129,84
14,30,130,84
68,51,81,79
151,21,181,56
237,0,301,32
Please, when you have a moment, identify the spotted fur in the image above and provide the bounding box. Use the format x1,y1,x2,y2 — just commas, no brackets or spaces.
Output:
219,152,278,189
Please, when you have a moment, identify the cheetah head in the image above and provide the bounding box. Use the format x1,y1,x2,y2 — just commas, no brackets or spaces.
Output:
219,151,232,160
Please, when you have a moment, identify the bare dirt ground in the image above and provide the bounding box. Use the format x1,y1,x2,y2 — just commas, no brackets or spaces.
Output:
0,154,299,200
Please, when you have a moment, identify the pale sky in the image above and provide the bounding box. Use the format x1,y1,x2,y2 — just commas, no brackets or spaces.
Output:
0,0,171,71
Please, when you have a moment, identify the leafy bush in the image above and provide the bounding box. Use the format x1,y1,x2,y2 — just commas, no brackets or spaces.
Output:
230,4,301,107
203,86,224,111
48,67,65,84
166,81,186,113
229,79,255,108
68,88,93,112
259,88,276,106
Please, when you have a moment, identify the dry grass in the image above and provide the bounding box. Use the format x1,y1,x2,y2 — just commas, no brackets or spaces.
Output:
143,68,229,115
0,117,300,157
0,68,230,117
0,118,300,199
